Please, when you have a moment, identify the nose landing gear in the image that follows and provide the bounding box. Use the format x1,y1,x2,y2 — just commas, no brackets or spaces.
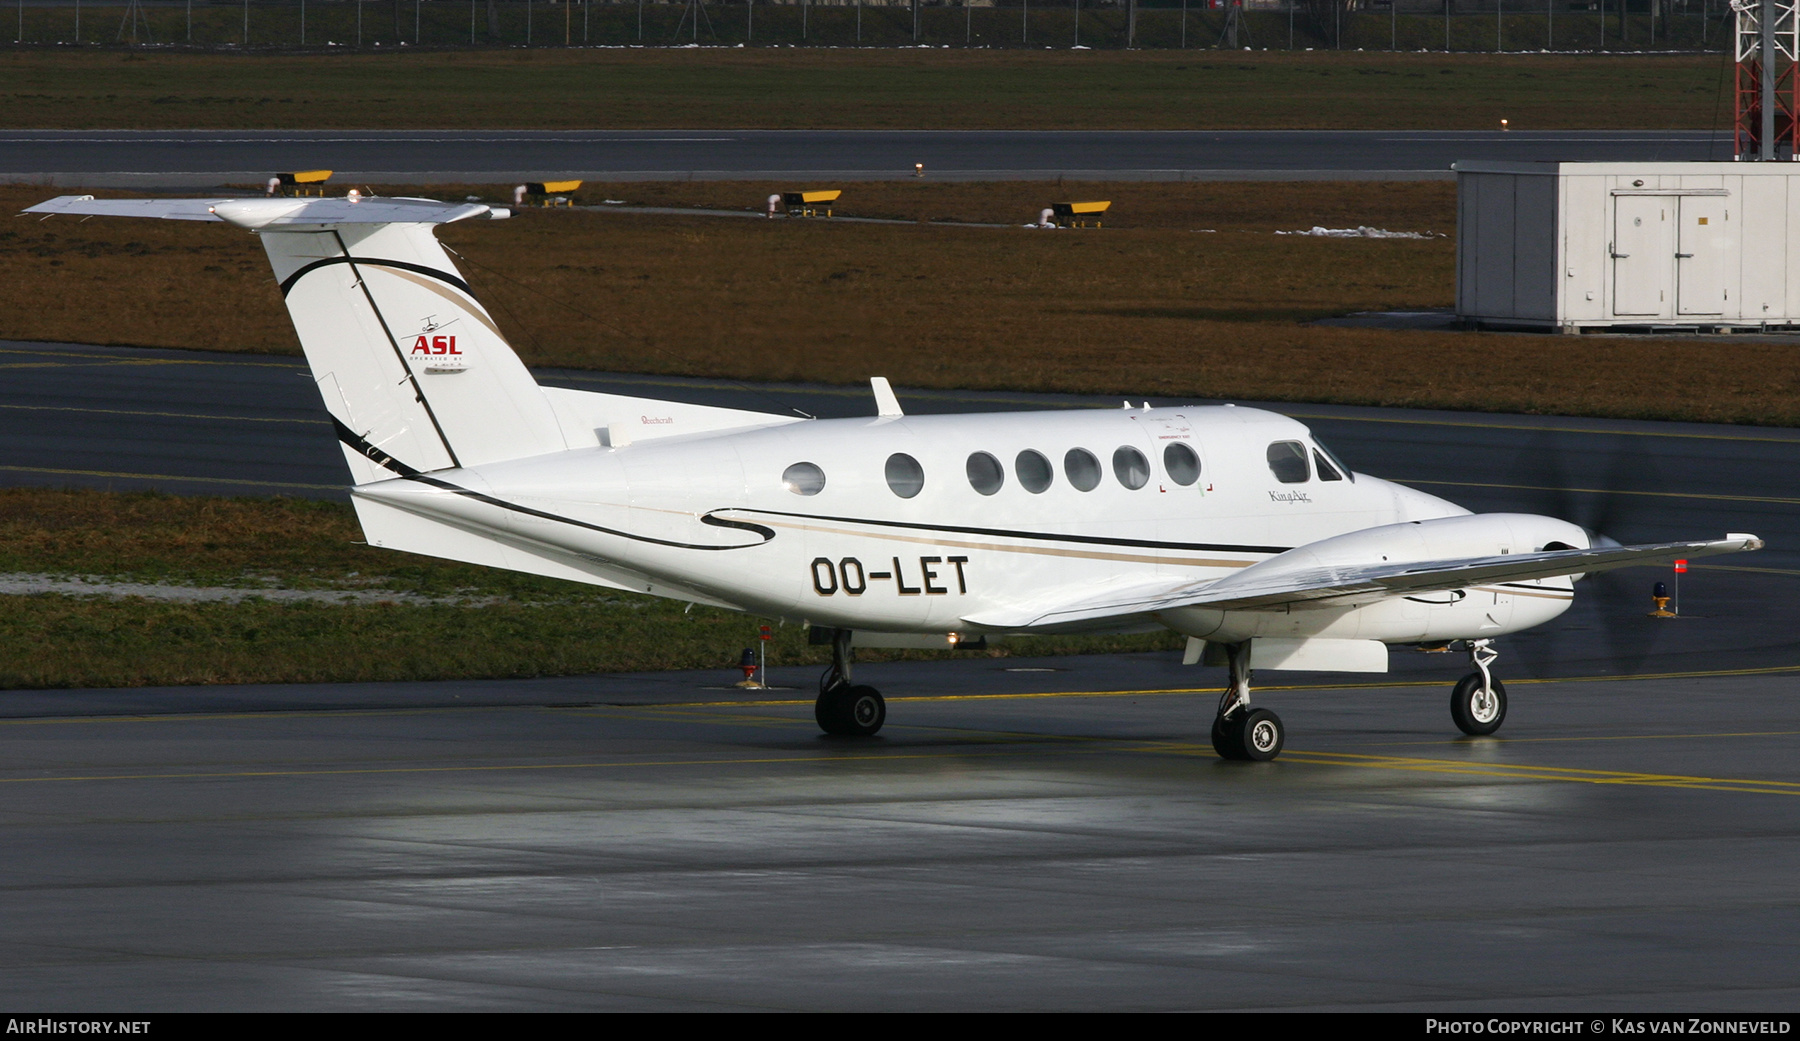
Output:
815,629,886,737
1210,643,1285,762
1450,638,1507,736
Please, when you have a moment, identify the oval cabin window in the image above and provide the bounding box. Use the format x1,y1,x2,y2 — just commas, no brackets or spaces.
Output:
1015,450,1054,494
1064,448,1102,492
885,452,925,499
966,452,1004,496
782,461,826,496
1112,446,1150,490
1164,442,1201,486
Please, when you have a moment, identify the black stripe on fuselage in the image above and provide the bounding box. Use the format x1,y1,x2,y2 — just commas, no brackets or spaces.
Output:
395,475,777,551
718,506,1293,556
334,417,771,550
280,256,474,298
332,416,421,477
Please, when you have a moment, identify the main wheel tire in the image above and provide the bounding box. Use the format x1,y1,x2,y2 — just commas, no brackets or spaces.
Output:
1450,673,1507,736
840,684,886,736
1238,708,1285,762
816,684,885,737
1211,714,1247,760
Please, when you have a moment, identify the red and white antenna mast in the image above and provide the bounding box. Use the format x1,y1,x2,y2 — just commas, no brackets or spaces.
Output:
1735,0,1800,160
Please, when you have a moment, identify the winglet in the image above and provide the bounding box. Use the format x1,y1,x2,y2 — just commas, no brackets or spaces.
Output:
871,377,903,418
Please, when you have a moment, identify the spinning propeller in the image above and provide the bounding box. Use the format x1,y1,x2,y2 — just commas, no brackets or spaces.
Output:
1502,429,1671,678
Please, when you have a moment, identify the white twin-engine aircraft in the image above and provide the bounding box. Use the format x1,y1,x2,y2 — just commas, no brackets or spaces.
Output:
28,193,1763,761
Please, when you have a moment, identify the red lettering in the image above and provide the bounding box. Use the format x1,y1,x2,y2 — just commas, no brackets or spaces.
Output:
448,335,460,355
431,336,448,355
410,335,429,353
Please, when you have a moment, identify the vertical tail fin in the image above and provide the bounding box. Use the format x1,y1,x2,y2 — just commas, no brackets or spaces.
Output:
264,220,567,480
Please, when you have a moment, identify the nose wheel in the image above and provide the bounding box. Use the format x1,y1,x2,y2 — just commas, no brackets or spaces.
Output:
1450,639,1507,736
1451,673,1507,736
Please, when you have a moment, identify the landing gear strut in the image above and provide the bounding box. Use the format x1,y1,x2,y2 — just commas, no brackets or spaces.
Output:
1210,642,1284,762
1450,638,1507,737
815,629,885,737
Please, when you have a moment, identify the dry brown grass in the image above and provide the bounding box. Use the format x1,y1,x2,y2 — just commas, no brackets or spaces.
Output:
0,49,1733,131
6,181,1797,426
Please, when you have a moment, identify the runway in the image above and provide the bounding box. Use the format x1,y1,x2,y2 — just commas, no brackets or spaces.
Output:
4,338,1798,1009
0,129,1727,187
4,658,1800,1010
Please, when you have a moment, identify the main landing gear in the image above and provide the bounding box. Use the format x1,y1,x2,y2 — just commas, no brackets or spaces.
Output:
1450,638,1507,737
1211,643,1285,762
816,629,886,737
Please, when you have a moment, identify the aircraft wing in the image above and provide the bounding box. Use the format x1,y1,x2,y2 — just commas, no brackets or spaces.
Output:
23,195,503,228
963,534,1762,630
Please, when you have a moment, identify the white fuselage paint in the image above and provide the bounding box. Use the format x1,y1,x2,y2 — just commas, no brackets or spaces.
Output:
352,404,1580,644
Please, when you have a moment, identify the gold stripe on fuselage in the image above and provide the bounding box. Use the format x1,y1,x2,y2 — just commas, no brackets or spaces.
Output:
747,514,1261,569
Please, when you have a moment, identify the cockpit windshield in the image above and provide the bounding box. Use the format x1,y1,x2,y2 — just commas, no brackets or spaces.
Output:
1312,439,1356,483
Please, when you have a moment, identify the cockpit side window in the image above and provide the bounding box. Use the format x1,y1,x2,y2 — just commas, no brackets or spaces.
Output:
1266,441,1310,484
1313,449,1344,482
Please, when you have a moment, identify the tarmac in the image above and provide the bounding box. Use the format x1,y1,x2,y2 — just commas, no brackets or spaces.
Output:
2,657,1798,1010
0,128,1728,187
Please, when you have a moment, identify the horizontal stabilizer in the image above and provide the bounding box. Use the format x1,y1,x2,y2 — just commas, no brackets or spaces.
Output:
23,195,506,228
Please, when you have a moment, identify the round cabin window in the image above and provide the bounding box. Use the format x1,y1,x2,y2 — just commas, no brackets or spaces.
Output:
1015,450,1054,494
885,452,925,499
966,451,1004,496
1064,448,1101,492
1163,442,1201,487
1113,446,1150,490
782,461,826,496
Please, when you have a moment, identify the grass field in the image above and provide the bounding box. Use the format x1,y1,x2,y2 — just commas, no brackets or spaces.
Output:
0,488,1179,688
7,180,1798,426
0,48,1735,130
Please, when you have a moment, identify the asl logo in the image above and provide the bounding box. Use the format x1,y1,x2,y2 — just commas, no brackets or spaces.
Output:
411,335,460,356
411,335,468,373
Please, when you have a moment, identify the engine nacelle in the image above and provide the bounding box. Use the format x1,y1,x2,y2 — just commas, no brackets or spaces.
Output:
1159,513,1588,646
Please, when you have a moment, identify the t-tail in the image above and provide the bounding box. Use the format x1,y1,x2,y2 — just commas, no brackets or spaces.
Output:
26,194,567,483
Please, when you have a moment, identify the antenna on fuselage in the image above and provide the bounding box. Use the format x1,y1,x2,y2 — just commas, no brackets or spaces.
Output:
871,377,904,418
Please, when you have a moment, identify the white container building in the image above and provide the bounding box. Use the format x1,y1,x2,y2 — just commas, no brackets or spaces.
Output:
1454,160,1800,332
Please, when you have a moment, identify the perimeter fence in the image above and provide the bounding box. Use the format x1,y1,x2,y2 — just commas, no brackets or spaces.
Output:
6,0,1734,51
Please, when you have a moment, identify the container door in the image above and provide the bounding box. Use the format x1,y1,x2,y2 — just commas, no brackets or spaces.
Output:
1612,196,1672,318
1676,197,1730,316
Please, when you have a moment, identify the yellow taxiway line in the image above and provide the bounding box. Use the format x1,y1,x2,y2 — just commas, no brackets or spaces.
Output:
1272,749,1800,796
